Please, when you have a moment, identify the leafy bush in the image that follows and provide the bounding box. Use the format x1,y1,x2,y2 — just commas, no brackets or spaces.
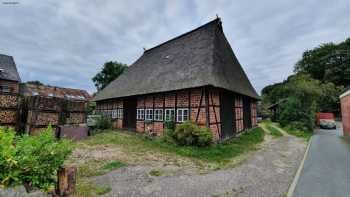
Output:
0,126,72,190
173,121,213,147
95,116,113,130
278,96,316,131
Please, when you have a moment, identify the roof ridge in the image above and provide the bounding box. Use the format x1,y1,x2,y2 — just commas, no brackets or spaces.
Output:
144,18,221,53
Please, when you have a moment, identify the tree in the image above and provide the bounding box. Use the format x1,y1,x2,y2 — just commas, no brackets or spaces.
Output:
294,38,350,87
92,61,128,91
26,80,44,86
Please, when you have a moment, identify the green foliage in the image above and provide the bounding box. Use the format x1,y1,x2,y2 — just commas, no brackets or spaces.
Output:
102,161,126,171
294,38,350,87
173,121,213,147
265,125,283,138
26,80,44,86
95,116,113,131
283,125,313,141
92,61,128,91
80,127,264,164
0,126,72,190
262,74,343,129
86,102,96,115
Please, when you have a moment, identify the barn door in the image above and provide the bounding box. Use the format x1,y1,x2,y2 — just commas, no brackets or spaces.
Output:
243,97,252,130
220,92,234,139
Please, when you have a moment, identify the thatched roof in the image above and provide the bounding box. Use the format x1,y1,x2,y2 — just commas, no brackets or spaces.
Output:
0,54,21,82
94,18,259,101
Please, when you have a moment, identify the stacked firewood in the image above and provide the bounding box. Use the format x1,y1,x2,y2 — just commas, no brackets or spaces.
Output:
0,94,18,108
0,110,16,123
66,113,85,124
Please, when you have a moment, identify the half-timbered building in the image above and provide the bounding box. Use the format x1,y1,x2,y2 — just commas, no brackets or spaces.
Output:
93,18,259,141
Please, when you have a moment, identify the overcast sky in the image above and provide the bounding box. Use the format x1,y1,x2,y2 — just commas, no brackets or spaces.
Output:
1,0,349,94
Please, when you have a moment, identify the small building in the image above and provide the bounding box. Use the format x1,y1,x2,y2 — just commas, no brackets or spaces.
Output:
0,54,21,127
340,86,350,138
93,18,260,141
0,54,21,94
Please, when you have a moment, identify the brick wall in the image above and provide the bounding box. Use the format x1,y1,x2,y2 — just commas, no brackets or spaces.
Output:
0,79,19,94
96,87,257,141
96,99,123,129
341,92,350,138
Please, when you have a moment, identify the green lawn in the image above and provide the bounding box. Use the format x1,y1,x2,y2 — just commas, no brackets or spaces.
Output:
265,124,283,138
283,126,313,141
81,127,265,164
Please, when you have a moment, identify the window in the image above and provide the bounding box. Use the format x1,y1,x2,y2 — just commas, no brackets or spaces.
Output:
0,85,11,93
48,93,54,97
154,109,163,121
112,109,118,119
145,109,153,120
165,109,175,121
177,108,189,122
137,109,144,120
235,96,244,132
117,109,123,119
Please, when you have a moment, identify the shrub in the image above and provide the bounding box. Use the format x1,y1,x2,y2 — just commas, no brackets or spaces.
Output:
0,126,72,190
95,116,113,130
173,121,213,147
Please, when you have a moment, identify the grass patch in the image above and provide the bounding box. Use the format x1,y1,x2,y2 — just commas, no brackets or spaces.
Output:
74,180,111,197
283,126,313,141
95,185,112,195
80,127,265,165
102,160,127,171
149,170,164,177
77,160,127,178
265,124,283,138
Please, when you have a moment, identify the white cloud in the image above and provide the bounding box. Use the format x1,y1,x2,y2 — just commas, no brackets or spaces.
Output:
0,0,349,94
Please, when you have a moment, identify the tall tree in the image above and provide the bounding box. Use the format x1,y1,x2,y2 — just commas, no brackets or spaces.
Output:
294,38,350,87
26,80,44,86
92,61,128,91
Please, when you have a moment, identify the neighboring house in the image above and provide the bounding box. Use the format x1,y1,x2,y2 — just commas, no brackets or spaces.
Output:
20,83,91,101
93,18,259,141
0,54,21,94
340,86,350,138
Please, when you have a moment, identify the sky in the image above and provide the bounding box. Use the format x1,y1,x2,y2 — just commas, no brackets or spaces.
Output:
0,0,349,95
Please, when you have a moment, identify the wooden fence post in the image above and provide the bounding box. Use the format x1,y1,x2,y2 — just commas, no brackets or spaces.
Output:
56,166,77,196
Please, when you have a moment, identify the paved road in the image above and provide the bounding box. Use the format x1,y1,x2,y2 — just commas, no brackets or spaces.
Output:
294,123,350,197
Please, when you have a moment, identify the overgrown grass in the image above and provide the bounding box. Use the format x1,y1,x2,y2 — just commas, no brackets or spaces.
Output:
103,161,127,171
81,127,265,165
74,180,111,197
283,126,313,141
266,124,283,138
78,160,127,178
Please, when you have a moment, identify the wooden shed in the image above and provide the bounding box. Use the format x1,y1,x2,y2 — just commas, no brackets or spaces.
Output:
93,18,260,141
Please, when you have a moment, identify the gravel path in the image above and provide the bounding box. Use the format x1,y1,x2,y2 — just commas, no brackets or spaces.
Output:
92,134,306,197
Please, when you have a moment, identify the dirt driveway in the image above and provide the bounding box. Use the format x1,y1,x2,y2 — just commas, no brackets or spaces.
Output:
90,131,307,197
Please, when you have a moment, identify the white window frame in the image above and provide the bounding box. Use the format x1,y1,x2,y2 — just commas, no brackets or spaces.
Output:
164,109,175,121
112,109,118,119
117,109,123,119
154,109,163,121
145,109,153,121
137,109,144,120
177,108,189,123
